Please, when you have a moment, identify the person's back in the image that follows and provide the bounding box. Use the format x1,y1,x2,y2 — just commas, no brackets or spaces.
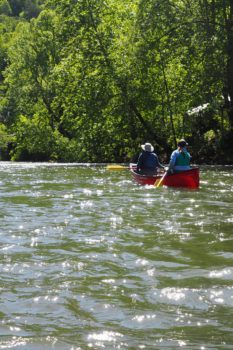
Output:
168,139,191,173
137,143,164,175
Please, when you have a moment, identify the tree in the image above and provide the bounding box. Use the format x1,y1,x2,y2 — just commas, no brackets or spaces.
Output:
7,0,43,18
0,0,12,16
1,0,233,162
3,10,62,125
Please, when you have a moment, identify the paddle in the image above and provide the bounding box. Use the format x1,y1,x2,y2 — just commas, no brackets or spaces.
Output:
106,163,137,171
154,170,168,187
106,165,128,170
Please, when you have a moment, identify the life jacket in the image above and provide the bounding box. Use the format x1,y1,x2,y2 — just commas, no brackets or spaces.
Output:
175,151,190,166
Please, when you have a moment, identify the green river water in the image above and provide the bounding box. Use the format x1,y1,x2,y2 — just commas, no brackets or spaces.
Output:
0,162,232,350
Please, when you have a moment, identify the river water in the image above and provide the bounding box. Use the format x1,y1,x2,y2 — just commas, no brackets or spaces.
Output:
0,162,232,350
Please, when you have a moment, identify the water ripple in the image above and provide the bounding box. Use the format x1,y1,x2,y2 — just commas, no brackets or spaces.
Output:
0,163,232,349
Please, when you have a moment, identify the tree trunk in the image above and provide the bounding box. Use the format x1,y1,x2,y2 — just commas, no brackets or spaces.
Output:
160,61,177,147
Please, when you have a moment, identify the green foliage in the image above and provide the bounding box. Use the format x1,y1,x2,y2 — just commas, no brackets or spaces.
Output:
0,0,12,15
11,114,79,161
0,0,233,163
2,9,63,126
7,0,42,18
11,114,53,160
0,122,14,145
0,122,15,159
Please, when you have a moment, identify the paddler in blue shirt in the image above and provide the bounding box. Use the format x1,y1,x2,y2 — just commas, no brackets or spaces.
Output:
137,142,165,175
168,139,191,173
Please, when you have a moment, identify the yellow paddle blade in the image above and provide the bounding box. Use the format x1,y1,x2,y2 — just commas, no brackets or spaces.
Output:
106,165,127,170
154,178,160,186
155,177,163,187
154,171,167,187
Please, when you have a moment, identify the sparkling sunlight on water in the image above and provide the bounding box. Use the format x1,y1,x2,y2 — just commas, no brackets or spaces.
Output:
0,162,232,349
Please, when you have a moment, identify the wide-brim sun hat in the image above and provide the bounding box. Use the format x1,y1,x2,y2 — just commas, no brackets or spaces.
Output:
141,142,154,152
178,139,188,147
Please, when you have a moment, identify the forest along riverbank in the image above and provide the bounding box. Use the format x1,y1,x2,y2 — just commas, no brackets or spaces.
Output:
0,163,232,349
1,1,233,164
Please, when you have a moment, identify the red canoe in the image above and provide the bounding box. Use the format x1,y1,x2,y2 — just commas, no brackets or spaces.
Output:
130,164,199,189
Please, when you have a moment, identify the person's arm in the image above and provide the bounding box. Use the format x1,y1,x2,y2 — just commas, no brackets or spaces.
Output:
155,154,165,169
184,150,191,161
182,148,191,165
